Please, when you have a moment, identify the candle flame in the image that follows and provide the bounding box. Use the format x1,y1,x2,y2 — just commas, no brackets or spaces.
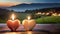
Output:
28,16,31,20
11,14,15,20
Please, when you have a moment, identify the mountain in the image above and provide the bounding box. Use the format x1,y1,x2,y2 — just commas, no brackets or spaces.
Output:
5,3,60,12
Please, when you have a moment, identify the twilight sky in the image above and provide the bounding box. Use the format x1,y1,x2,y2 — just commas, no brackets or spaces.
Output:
0,0,60,7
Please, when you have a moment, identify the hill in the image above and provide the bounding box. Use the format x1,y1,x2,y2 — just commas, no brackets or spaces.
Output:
5,3,60,12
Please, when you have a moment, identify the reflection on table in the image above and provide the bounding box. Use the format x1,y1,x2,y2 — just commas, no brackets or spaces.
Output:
0,31,48,34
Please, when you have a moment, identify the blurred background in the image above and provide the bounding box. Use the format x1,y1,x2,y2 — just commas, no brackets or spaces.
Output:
0,0,60,24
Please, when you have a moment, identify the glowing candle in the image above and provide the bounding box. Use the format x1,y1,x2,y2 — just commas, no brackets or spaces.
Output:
7,14,20,32
22,16,36,31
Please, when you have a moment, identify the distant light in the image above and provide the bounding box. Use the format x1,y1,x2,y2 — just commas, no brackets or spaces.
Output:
58,14,60,16
46,13,49,15
52,13,57,16
42,13,45,15
36,12,42,15
37,12,41,14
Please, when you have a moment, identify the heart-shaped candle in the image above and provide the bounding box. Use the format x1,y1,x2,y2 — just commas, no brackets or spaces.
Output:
22,16,36,31
7,14,20,32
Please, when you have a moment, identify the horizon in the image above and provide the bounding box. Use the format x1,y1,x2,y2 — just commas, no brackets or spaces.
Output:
0,3,60,7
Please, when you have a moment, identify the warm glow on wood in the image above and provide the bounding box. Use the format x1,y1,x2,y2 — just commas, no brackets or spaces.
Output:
5,32,21,34
27,31,32,34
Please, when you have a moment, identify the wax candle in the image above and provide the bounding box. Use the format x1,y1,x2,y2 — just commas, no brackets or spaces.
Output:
7,14,20,32
22,16,36,31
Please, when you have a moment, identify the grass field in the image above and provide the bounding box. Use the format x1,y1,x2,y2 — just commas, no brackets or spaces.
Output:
36,16,60,24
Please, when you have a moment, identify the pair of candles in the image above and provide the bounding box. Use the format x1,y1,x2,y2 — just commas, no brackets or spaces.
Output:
7,14,36,31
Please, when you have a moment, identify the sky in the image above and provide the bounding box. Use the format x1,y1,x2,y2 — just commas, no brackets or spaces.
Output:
0,0,60,7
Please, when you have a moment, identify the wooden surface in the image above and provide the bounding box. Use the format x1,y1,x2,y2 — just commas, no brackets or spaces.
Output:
0,24,60,34
0,31,48,34
0,24,60,32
